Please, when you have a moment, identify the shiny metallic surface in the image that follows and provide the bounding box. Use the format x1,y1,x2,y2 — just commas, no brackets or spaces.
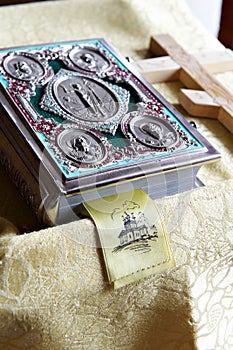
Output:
57,128,107,165
53,75,119,122
69,46,110,73
122,112,178,148
3,53,45,81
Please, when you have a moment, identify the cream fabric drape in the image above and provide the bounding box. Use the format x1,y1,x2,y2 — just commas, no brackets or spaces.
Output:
0,1,232,349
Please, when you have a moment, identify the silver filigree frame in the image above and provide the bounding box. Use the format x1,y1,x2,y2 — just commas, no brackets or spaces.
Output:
1,51,54,87
40,69,130,135
61,43,117,78
47,124,113,170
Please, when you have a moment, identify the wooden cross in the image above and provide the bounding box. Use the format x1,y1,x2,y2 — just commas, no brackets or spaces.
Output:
133,34,233,133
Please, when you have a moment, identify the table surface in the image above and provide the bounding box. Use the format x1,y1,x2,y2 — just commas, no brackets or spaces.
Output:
1,0,232,49
0,1,232,349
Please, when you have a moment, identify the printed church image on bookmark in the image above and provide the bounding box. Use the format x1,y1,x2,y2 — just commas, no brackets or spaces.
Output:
114,211,158,254
83,189,175,289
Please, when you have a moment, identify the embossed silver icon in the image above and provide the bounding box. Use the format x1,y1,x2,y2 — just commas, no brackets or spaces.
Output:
57,127,109,166
3,53,44,81
2,52,53,85
122,111,178,149
54,76,118,121
68,46,111,74
40,69,129,134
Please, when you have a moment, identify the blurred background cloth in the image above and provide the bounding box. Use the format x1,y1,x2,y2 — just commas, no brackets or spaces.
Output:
0,0,232,349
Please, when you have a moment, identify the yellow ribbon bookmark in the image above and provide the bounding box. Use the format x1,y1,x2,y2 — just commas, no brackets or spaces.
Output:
83,189,175,289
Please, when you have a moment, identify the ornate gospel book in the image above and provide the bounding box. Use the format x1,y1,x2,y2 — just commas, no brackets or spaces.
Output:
0,39,220,225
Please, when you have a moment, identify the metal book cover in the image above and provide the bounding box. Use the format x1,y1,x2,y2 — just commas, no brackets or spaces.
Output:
0,39,220,225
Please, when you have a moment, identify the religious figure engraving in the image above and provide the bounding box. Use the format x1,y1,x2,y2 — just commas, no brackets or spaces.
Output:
40,69,129,134
54,75,118,121
3,54,45,81
67,135,101,163
68,46,110,73
140,122,177,147
57,128,107,165
122,111,179,149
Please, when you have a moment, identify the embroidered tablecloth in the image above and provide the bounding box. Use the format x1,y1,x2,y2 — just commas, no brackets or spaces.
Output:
0,0,232,349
